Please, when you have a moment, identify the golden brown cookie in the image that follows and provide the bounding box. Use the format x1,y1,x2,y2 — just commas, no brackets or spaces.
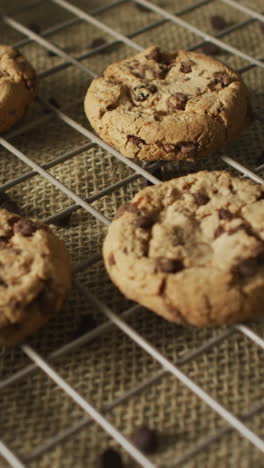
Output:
0,45,37,133
0,209,71,345
103,171,264,326
84,46,250,161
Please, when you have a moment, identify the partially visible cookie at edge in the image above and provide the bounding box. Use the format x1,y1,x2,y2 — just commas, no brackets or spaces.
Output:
103,171,264,326
0,45,37,133
0,209,71,345
84,46,251,161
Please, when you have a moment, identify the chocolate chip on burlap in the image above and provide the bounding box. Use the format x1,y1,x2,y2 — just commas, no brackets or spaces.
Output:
96,448,123,468
131,425,158,454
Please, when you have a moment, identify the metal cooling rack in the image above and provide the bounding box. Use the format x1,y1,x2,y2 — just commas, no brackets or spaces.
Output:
0,0,264,466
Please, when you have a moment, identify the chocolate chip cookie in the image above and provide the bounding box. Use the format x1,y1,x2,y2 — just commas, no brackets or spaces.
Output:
103,171,264,326
0,209,71,345
0,45,37,133
84,46,251,161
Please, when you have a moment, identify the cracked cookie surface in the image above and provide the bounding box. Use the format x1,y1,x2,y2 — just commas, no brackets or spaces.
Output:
0,45,37,133
85,46,250,161
0,209,71,345
103,171,264,326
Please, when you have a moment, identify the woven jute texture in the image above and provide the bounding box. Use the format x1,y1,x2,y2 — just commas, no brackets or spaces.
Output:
0,0,264,467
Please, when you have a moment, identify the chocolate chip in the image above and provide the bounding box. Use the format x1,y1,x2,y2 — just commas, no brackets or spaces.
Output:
0,279,7,288
146,48,171,67
108,253,116,266
90,38,107,49
114,203,139,219
180,142,196,155
13,219,36,236
52,212,72,227
126,203,140,214
127,135,145,145
180,61,192,73
163,143,177,153
134,215,155,229
131,425,158,454
131,84,156,102
233,257,261,277
148,84,157,93
218,209,234,220
214,226,225,238
28,23,41,34
167,92,188,110
96,448,123,468
146,48,162,62
214,72,232,86
209,72,232,90
202,42,221,56
193,192,210,206
74,314,97,339
49,97,60,108
153,111,168,121
156,257,184,273
106,103,117,111
228,225,245,235
210,15,227,30
158,277,166,295
9,298,20,310
0,236,10,244
0,192,20,214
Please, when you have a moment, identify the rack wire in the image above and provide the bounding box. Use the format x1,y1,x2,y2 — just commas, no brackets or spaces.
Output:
0,0,263,466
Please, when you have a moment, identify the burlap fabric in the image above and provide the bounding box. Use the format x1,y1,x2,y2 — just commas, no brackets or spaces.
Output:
0,1,263,467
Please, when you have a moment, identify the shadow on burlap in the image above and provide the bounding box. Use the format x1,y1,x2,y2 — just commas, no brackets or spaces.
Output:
0,0,263,467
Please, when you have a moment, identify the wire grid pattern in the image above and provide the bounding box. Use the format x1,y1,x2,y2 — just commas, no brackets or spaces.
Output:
0,0,264,466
